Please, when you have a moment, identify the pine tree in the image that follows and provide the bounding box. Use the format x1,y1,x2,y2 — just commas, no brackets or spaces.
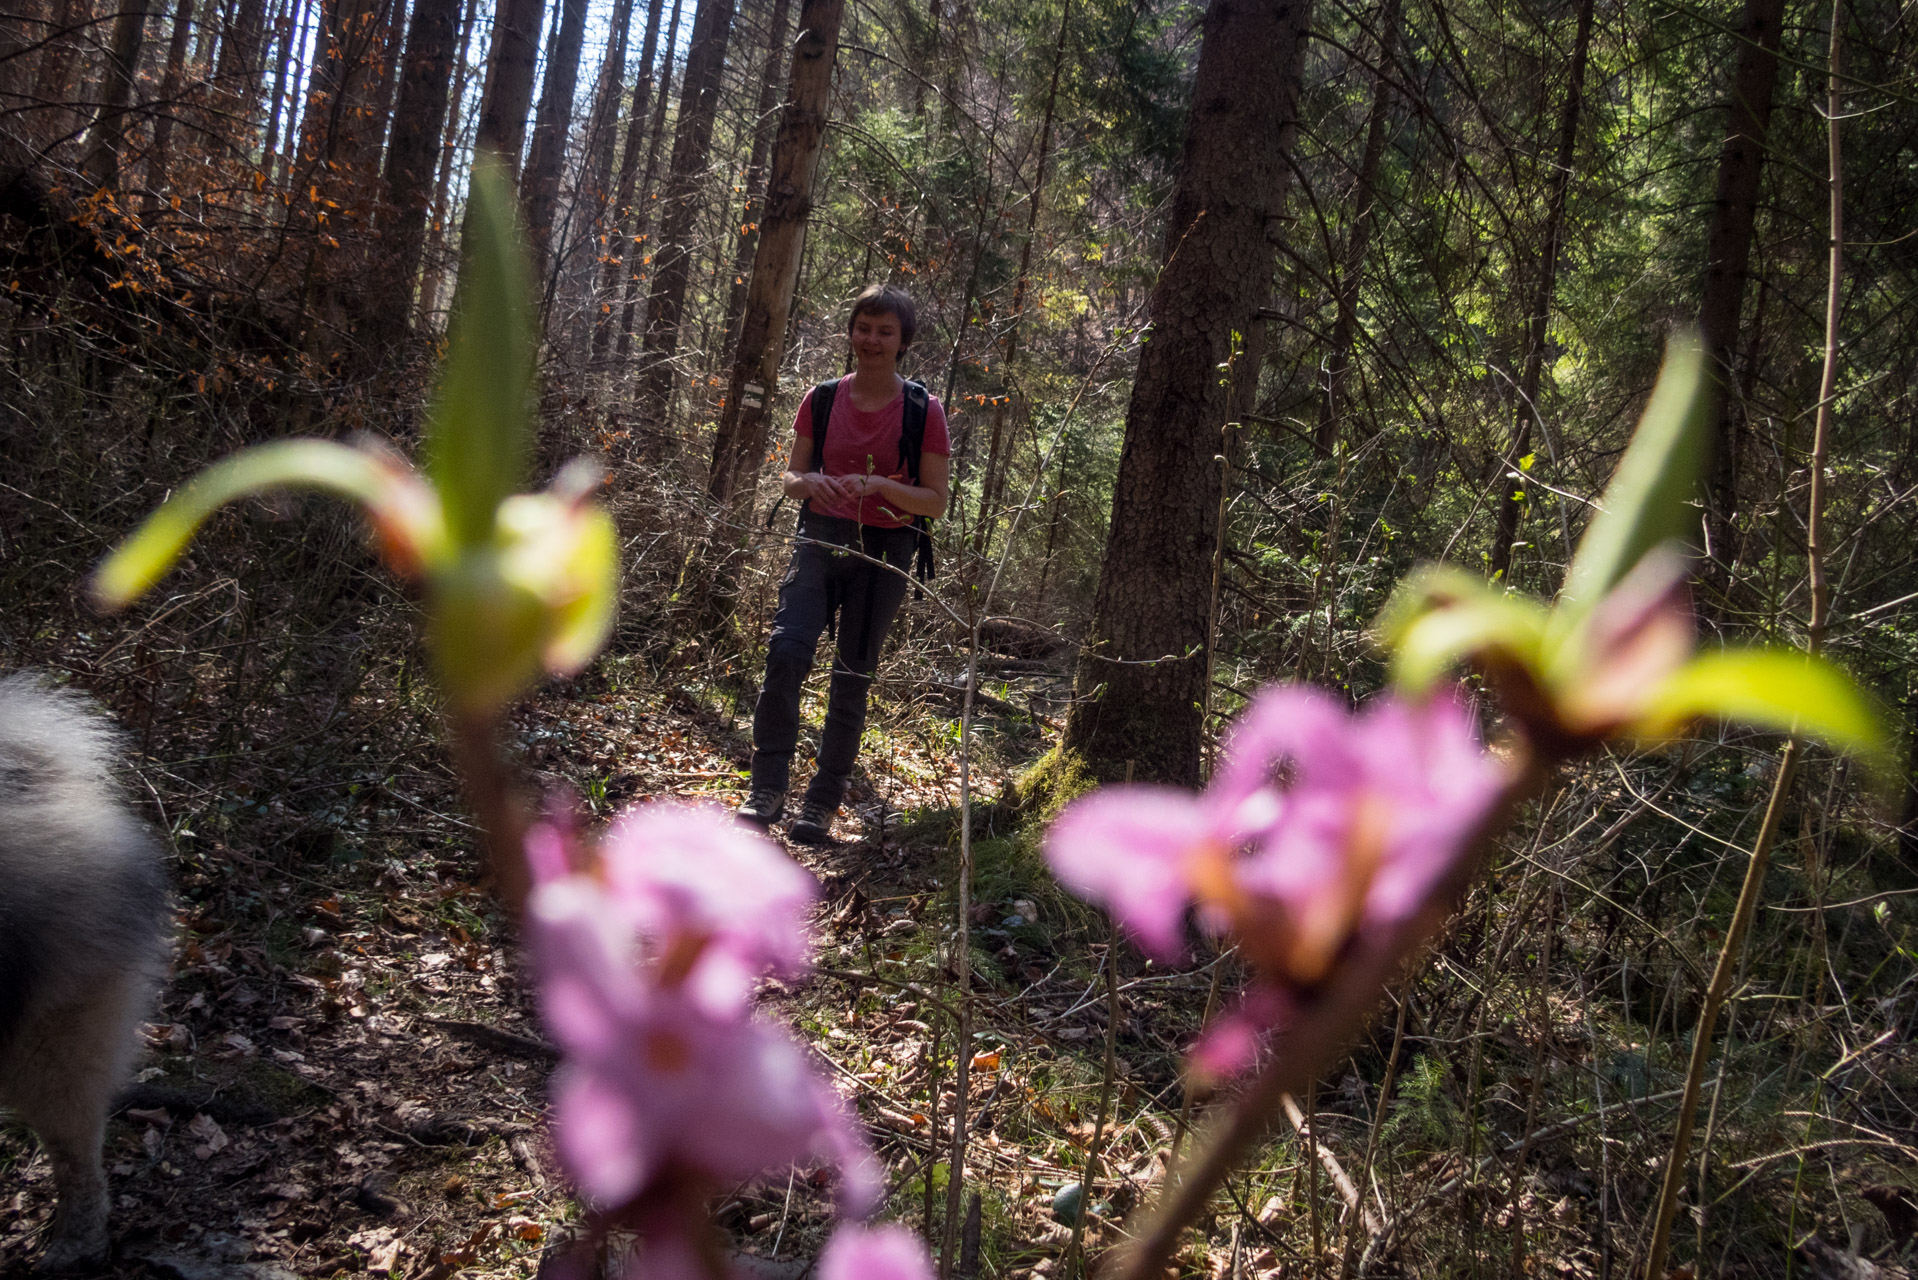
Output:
1061,0,1315,786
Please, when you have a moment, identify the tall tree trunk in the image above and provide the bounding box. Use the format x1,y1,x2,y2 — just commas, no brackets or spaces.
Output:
373,0,461,342
297,0,389,356
593,0,671,357
1699,0,1790,572
540,0,633,336
972,0,1069,557
213,0,265,94
259,0,297,174
361,0,408,161
521,0,588,284
413,0,479,326
1060,0,1313,787
146,0,199,199
277,0,319,181
615,0,684,360
568,0,637,309
705,0,842,507
634,0,736,447
1315,0,1400,457
471,0,545,177
0,0,45,109
81,0,153,189
716,0,791,360
1487,0,1595,582
302,0,386,171
33,0,89,143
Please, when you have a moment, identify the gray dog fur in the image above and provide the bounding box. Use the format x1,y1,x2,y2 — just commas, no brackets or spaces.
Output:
0,674,171,1270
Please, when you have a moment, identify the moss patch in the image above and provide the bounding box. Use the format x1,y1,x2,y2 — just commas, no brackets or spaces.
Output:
1004,744,1099,825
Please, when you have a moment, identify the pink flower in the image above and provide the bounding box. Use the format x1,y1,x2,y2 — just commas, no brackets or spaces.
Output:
524,800,877,1217
591,802,818,1016
1047,684,1505,1001
819,1226,937,1280
529,874,879,1211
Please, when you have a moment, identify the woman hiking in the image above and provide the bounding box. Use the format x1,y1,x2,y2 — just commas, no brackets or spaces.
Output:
737,286,951,843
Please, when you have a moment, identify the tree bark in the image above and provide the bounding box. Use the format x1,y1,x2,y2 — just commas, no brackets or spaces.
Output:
521,0,589,284
1699,0,1790,571
413,0,479,326
213,0,266,95
1060,0,1313,787
612,0,682,361
82,0,153,189
590,0,669,357
471,0,545,177
1315,0,1400,458
633,0,737,447
972,0,1069,557
0,0,45,110
705,0,842,506
567,0,637,310
715,0,791,361
1487,0,1595,582
33,0,89,144
373,0,461,341
362,0,409,160
260,0,301,183
147,0,203,197
302,0,387,171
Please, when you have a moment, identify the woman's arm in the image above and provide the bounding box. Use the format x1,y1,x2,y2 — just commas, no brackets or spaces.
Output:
781,435,854,505
852,450,950,519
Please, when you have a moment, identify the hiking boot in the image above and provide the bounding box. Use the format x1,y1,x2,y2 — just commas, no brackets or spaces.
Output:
737,787,786,830
788,799,837,846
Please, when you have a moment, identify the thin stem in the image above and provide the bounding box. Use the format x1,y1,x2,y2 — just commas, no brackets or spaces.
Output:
1112,750,1552,1280
449,710,529,912
1168,946,1229,1176
1303,1086,1323,1276
1066,938,1123,1279
1203,422,1235,773
1641,1,1842,1273
1340,989,1410,1278
941,607,981,1277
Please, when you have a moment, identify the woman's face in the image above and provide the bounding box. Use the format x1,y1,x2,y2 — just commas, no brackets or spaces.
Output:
850,309,904,371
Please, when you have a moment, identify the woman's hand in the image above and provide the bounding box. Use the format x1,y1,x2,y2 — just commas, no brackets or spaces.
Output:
808,473,858,505
845,473,897,501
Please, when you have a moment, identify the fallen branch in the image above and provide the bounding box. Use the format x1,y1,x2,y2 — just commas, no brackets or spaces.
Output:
1281,1093,1381,1237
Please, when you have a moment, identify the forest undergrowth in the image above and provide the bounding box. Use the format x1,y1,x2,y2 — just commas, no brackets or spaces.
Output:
6,354,1918,1280
5,0,1918,1265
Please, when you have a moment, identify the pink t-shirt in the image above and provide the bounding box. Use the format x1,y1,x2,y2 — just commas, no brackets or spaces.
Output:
795,380,951,528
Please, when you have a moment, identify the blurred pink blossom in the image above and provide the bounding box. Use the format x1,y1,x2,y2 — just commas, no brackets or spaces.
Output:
819,1225,938,1280
524,803,878,1215
595,802,818,1016
1046,686,1505,1069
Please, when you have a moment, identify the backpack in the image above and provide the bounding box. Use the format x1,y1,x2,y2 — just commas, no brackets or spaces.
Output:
805,376,937,582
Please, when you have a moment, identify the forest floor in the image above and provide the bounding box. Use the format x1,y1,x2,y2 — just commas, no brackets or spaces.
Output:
3,652,1912,1280
0,659,1230,1280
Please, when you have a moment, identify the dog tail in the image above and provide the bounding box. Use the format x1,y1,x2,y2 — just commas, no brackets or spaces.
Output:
0,674,169,1052
0,672,125,791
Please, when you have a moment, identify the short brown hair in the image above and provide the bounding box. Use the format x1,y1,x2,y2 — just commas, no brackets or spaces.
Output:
847,284,917,352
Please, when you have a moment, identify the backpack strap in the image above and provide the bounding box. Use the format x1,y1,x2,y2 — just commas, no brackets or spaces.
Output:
800,378,842,515
898,380,936,583
898,380,930,483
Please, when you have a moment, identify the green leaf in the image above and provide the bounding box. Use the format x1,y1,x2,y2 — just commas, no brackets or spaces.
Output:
93,441,433,608
426,153,536,549
1556,332,1712,622
542,505,619,675
1639,648,1895,775
1377,566,1550,694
